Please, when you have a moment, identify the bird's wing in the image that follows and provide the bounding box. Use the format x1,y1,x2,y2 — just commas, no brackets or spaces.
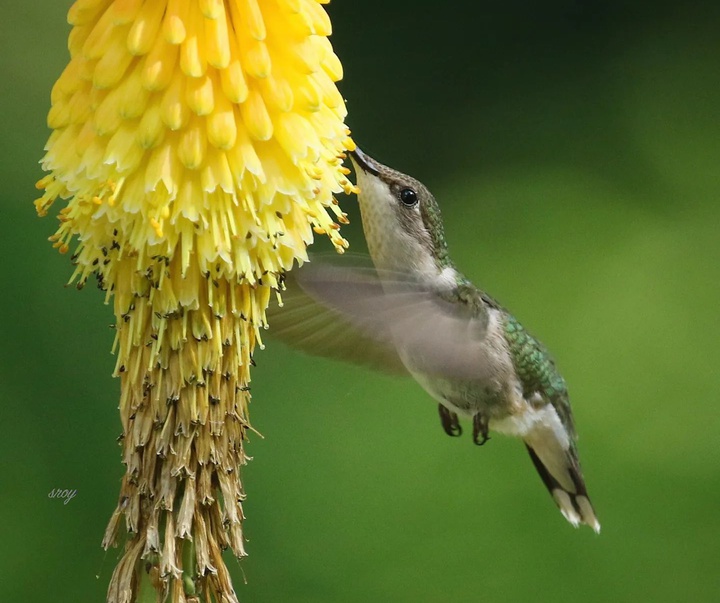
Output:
265,265,409,375
267,258,494,381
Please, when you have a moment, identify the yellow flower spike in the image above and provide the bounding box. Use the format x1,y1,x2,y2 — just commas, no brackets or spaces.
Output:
163,0,187,44
343,135,357,152
220,56,249,104
127,0,165,56
111,0,143,26
136,102,165,149
200,0,225,20
160,75,189,130
35,175,53,189
36,1,354,602
203,4,232,69
207,90,238,150
67,1,102,26
94,33,134,89
186,72,215,115
241,88,273,141
142,33,178,91
179,2,207,77
239,0,267,41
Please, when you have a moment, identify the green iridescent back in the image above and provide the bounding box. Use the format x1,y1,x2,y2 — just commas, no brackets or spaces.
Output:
503,314,576,440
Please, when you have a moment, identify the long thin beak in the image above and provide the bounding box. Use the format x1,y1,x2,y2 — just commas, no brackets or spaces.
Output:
349,146,381,176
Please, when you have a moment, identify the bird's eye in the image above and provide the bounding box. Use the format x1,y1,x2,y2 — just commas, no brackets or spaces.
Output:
399,188,418,207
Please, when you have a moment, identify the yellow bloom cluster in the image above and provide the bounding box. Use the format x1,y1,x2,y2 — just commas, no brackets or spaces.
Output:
37,0,355,282
34,1,355,601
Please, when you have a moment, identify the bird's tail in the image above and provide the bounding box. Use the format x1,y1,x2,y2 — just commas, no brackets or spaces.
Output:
523,428,600,533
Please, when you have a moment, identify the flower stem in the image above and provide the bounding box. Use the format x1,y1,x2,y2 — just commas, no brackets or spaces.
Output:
136,562,159,603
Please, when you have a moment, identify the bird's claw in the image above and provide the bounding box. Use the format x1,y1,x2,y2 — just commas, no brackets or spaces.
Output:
438,404,462,437
472,413,490,446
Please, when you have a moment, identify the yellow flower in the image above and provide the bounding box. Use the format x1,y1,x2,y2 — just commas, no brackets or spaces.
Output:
35,0,355,601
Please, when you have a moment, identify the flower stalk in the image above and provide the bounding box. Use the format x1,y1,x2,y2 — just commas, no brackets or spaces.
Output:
35,1,355,601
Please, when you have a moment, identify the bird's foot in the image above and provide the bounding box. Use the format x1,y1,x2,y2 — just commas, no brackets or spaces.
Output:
438,404,462,437
472,413,490,446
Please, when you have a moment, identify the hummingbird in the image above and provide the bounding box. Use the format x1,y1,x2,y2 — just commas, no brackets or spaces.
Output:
268,147,600,533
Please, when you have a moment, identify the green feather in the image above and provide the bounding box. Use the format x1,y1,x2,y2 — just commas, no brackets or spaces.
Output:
502,314,576,441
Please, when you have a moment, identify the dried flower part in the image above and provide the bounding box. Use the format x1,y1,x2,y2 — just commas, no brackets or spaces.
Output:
35,0,355,601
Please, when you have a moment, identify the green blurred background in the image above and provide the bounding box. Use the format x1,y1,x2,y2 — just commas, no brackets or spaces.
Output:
1,1,718,601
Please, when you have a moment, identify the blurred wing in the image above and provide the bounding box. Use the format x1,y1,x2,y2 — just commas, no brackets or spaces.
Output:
287,260,493,381
265,267,409,375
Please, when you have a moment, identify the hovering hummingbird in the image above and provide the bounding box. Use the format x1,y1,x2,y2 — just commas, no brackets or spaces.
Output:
268,147,600,533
